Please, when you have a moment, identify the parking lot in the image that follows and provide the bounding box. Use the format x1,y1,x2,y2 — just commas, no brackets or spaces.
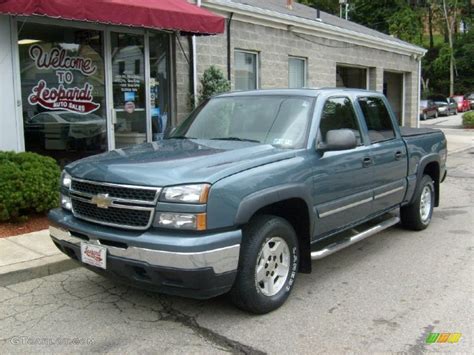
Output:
1,115,472,354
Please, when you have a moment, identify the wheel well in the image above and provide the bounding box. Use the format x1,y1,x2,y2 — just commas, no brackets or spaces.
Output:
252,198,312,273
423,162,440,206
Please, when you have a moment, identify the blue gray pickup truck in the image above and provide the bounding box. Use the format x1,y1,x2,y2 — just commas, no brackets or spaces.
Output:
49,88,447,313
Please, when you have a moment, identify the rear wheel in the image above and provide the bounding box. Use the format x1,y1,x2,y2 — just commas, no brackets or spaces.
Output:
422,113,427,121
434,111,438,118
400,175,434,231
230,215,299,314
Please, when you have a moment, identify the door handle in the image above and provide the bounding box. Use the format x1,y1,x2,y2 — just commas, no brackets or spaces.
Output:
395,151,403,160
362,157,373,168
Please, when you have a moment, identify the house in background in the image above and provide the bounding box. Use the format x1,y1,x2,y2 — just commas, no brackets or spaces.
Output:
179,0,426,127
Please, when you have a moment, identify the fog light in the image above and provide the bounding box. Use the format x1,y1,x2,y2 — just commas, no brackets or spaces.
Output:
61,194,72,211
155,212,206,230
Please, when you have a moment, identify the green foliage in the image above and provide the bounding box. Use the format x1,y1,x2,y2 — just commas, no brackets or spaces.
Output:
462,111,474,128
0,151,60,222
198,66,230,104
388,7,424,45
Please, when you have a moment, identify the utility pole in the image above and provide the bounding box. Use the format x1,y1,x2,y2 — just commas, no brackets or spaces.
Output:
339,0,349,20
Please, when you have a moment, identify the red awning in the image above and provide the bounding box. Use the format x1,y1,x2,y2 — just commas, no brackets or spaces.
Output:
0,0,225,35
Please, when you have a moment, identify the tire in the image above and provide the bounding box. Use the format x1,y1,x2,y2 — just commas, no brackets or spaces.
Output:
434,111,438,118
422,113,427,121
400,175,435,231
229,215,299,314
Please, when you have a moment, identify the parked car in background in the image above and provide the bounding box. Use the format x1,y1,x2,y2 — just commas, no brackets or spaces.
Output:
451,95,470,112
429,96,457,116
467,93,474,110
25,111,106,151
420,100,438,120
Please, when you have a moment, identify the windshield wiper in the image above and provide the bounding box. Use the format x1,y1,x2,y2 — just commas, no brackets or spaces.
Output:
211,137,260,143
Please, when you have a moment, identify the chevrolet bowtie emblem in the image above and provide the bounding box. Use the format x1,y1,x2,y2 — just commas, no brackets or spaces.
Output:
91,193,112,209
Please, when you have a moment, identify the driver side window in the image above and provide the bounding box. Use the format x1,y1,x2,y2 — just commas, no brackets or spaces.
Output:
319,97,362,145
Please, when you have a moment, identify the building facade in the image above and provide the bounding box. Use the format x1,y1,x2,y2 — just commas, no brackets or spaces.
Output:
0,0,426,166
178,0,426,127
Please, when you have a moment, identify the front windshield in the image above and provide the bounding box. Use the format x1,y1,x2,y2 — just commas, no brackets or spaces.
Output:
168,95,315,149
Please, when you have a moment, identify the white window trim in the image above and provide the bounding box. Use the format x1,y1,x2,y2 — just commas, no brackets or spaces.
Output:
234,49,259,90
288,56,307,88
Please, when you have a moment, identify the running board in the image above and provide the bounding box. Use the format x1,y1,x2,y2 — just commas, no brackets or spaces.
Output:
311,216,400,260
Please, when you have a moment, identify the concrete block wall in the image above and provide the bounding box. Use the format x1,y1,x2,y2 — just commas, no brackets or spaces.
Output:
175,18,421,127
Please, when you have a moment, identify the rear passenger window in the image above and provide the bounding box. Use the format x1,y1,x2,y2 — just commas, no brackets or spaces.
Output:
319,97,362,145
358,97,396,143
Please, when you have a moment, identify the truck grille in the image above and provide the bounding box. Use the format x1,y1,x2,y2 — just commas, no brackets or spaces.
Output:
71,179,158,203
70,178,161,230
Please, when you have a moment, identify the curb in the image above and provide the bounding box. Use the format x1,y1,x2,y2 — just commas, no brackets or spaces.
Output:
0,254,78,287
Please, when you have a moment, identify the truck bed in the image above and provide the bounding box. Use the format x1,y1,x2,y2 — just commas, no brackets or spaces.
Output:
400,127,441,137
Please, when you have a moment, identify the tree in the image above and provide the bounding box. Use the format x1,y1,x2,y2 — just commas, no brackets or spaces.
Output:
388,7,424,44
440,0,458,95
198,66,230,104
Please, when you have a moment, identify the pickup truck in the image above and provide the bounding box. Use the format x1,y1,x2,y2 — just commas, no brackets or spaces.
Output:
49,89,447,314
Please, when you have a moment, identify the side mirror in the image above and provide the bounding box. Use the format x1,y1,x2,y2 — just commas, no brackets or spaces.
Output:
318,129,358,152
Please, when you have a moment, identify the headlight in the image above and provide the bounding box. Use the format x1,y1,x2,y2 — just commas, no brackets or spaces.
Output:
61,194,72,211
61,171,72,189
161,184,210,204
155,212,206,230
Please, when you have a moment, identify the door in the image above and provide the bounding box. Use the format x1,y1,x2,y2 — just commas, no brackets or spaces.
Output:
313,96,374,238
356,96,407,212
110,32,147,148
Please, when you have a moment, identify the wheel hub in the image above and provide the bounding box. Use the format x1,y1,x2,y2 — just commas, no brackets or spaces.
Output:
255,237,290,297
419,185,432,222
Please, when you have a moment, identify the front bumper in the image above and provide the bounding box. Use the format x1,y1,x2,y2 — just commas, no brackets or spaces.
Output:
48,208,241,299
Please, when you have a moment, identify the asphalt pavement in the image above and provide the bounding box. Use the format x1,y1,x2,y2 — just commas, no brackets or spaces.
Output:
0,115,472,354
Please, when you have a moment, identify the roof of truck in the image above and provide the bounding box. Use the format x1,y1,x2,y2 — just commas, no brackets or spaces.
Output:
216,88,384,98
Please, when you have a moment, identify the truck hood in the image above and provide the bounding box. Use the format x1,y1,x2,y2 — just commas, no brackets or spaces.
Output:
66,139,296,186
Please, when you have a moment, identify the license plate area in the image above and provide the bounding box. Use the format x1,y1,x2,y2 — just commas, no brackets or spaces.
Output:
80,242,107,269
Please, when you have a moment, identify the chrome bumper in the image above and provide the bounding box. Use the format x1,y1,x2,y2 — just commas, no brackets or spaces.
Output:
49,226,240,274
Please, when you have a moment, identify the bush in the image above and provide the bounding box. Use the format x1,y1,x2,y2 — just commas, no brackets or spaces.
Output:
0,151,60,222
462,112,474,128
198,66,230,104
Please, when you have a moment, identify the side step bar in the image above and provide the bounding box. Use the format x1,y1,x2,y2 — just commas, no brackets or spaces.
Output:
311,216,400,260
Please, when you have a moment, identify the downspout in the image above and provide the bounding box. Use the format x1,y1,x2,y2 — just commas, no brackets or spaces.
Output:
192,0,202,108
227,12,234,81
417,57,422,128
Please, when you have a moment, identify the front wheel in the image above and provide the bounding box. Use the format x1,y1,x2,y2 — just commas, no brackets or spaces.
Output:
400,175,435,231
230,215,299,314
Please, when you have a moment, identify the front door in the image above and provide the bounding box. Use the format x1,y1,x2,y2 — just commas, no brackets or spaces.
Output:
312,96,374,239
110,32,147,149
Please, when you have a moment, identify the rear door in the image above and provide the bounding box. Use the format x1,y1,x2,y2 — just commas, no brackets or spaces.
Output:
356,96,407,212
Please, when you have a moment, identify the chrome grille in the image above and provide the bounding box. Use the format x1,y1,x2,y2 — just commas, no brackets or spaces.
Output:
71,179,159,203
70,178,160,230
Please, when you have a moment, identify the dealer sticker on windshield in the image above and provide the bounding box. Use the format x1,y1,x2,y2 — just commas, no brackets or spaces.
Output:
80,242,107,269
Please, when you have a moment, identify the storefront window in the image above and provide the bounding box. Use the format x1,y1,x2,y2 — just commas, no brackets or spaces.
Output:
18,22,106,165
149,33,171,140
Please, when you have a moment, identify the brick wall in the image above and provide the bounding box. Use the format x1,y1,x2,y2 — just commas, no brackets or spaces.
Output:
175,19,420,127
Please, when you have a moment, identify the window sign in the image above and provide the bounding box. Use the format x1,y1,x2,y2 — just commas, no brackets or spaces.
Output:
18,22,107,165
27,44,100,114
